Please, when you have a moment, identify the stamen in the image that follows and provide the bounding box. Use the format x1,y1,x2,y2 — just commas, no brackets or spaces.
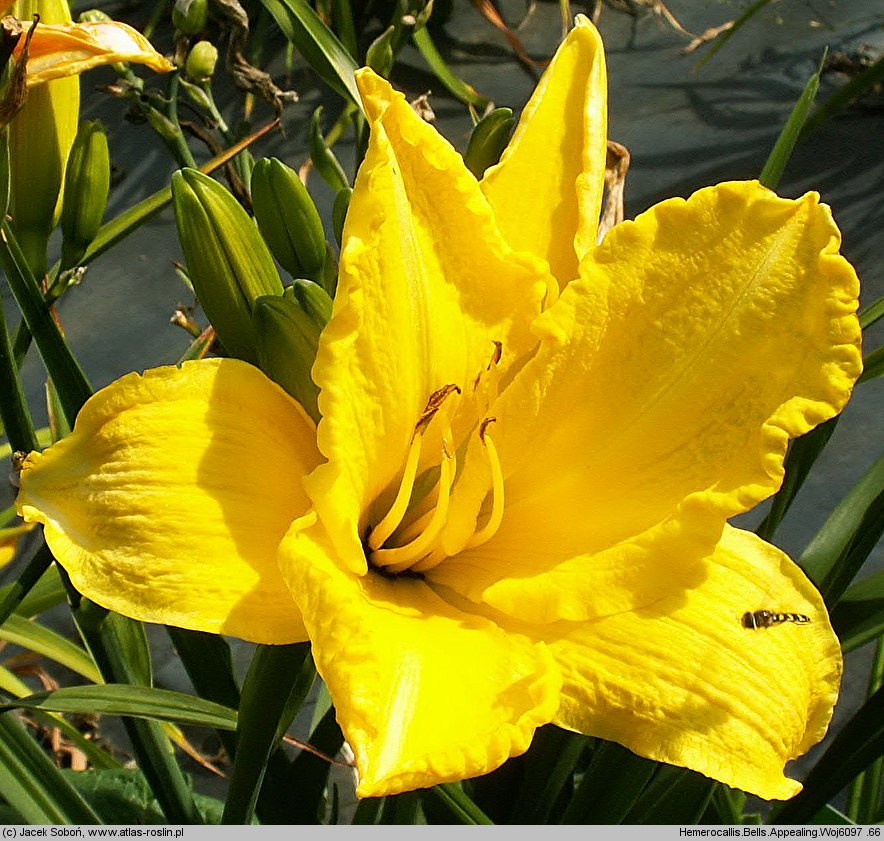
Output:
371,434,456,569
464,420,505,549
367,434,423,551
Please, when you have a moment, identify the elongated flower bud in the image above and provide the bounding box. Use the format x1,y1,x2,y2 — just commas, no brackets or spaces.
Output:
252,280,332,422
60,119,109,267
8,0,78,276
251,157,326,283
464,107,515,179
172,168,284,364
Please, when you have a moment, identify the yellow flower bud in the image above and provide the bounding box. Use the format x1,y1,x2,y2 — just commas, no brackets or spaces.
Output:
171,168,284,365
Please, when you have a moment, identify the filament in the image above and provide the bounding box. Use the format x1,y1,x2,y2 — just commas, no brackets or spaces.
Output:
464,425,505,550
371,434,456,569
367,434,423,551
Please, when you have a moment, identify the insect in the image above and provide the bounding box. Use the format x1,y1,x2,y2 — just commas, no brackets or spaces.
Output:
741,610,811,629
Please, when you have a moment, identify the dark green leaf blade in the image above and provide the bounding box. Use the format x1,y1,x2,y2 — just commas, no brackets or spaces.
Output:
800,448,884,605
756,418,839,541
222,643,314,825
831,569,884,654
759,51,826,190
257,0,360,107
560,740,657,823
0,684,239,730
771,684,884,824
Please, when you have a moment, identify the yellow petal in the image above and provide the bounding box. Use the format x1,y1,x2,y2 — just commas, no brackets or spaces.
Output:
278,516,561,797
481,14,607,288
306,68,547,573
16,359,320,644
542,526,841,800
20,20,174,86
431,180,861,624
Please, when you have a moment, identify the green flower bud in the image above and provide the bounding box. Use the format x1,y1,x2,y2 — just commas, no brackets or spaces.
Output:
331,186,351,250
252,280,332,422
251,158,327,283
172,168,284,364
464,107,515,179
185,40,218,81
76,8,112,22
172,0,208,36
309,106,349,193
60,120,110,268
365,26,394,78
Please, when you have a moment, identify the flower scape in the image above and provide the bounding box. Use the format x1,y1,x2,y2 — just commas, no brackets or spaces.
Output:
15,16,862,801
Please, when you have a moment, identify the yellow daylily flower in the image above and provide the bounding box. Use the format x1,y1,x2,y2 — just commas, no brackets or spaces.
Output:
16,15,862,801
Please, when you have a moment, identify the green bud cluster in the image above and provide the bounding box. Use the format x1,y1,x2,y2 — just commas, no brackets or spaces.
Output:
171,168,283,365
60,120,109,268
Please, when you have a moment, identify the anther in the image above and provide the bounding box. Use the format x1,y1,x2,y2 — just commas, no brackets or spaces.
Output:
464,419,505,550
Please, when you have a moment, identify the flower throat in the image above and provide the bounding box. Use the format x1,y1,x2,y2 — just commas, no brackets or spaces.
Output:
364,383,505,577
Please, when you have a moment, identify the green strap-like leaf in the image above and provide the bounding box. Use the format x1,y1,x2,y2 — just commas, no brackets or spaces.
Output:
0,290,37,453
771,684,884,824
222,642,314,825
412,26,490,110
755,418,839,541
0,612,102,684
859,293,884,331
846,637,884,823
560,739,657,823
622,766,717,824
257,0,361,107
858,345,884,385
0,541,56,626
0,220,92,425
759,52,825,190
0,712,102,824
71,601,203,824
694,0,774,69
281,700,345,823
424,782,494,825
800,448,884,605
831,569,884,654
803,55,884,136
0,684,238,730
510,726,589,823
